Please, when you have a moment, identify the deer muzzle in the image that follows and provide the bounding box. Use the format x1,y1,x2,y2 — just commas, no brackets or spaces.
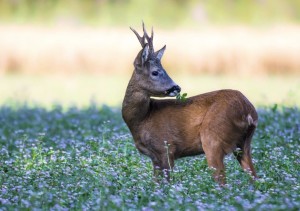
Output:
165,85,181,97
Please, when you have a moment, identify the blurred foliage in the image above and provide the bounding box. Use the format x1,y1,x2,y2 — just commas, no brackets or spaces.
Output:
0,0,300,27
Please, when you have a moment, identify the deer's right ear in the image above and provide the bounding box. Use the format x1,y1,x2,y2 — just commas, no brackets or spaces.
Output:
155,45,166,61
141,44,150,66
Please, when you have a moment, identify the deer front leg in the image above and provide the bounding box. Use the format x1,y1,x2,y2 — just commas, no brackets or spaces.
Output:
135,142,172,181
152,154,174,182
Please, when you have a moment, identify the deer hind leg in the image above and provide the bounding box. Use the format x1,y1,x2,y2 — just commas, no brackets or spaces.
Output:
234,126,257,179
202,142,226,186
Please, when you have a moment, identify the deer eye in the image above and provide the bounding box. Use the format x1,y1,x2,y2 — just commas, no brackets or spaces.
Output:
152,71,159,76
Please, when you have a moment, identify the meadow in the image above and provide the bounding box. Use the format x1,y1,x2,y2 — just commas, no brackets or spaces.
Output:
0,103,299,210
0,67,299,210
1,24,300,210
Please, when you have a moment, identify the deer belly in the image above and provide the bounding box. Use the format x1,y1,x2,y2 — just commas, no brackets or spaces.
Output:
175,140,204,159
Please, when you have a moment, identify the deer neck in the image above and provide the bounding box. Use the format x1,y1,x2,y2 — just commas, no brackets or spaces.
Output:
122,73,151,133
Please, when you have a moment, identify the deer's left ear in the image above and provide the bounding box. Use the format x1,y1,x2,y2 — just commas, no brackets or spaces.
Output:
154,45,166,61
142,44,150,65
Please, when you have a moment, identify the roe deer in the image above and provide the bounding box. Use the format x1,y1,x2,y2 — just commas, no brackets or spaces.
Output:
122,23,258,185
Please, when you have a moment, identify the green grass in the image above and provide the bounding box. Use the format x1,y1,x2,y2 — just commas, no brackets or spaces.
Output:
0,104,299,210
1,74,299,108
1,0,300,26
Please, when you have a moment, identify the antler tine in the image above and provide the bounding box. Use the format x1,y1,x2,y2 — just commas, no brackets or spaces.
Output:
151,26,154,41
130,27,145,47
143,23,154,53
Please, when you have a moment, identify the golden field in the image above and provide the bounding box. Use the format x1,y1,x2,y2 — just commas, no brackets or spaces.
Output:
0,24,300,75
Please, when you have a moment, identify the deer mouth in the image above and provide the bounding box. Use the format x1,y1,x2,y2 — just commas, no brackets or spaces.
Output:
165,85,181,97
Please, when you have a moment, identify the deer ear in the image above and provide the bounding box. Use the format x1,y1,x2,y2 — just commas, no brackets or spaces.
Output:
155,45,166,60
141,44,150,65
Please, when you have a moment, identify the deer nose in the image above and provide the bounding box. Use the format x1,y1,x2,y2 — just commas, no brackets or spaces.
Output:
166,85,181,96
172,85,181,93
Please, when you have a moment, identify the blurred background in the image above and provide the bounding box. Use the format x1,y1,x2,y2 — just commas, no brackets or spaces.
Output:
0,0,299,107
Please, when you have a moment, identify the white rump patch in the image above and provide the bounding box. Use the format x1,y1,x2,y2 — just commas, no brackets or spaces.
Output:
247,114,258,126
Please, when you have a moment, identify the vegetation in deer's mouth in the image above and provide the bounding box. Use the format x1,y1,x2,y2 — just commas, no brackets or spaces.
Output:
176,93,188,102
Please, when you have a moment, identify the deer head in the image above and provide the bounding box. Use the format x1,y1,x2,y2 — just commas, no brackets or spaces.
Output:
130,23,181,97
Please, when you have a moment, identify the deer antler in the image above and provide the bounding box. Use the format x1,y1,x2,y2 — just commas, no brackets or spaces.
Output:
143,23,154,53
130,22,154,53
130,26,145,47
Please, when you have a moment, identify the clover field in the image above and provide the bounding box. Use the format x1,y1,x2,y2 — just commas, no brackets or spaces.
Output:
0,104,299,210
